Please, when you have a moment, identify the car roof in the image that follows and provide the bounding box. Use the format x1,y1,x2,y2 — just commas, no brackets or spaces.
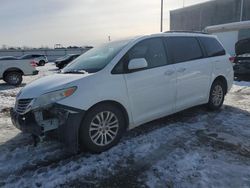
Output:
22,54,43,56
0,56,17,59
127,32,216,44
150,32,213,38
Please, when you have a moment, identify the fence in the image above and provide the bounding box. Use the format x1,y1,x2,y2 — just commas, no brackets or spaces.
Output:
0,48,89,61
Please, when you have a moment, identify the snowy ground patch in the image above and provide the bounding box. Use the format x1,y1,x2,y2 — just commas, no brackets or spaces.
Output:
0,64,250,187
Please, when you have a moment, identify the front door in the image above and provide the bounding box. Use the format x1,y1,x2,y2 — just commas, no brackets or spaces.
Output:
124,38,176,125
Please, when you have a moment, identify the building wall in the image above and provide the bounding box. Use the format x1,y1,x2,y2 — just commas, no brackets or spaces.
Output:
170,0,250,31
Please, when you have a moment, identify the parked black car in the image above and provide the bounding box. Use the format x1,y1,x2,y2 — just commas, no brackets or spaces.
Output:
233,38,250,80
55,54,80,69
19,54,48,66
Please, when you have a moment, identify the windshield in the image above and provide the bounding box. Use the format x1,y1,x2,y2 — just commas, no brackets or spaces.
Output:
62,40,129,73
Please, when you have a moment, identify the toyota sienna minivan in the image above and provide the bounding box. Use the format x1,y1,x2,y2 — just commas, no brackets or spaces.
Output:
11,32,234,153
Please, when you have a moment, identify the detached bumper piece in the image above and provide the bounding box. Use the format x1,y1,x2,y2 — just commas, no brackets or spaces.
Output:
10,109,43,136
10,104,85,153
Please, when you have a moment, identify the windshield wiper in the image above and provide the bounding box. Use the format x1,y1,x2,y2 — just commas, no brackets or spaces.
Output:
63,69,88,74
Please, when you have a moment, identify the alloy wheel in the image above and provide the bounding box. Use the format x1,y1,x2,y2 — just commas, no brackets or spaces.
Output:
89,111,119,146
211,85,224,106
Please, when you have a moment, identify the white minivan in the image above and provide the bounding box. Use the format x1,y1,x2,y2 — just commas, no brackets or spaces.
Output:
11,32,234,153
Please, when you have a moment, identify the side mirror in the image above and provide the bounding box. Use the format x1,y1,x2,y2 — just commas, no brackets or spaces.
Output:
128,58,148,71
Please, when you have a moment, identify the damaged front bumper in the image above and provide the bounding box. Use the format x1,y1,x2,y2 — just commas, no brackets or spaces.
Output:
10,104,85,153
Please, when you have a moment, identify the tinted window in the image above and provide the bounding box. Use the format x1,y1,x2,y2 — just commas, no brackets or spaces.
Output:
166,37,203,64
113,38,167,73
199,37,225,57
128,38,167,69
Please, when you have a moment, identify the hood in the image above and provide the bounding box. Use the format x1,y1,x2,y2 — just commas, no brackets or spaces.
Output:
235,38,250,55
18,73,88,99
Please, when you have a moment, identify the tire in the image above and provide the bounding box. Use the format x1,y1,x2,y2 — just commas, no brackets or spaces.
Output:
207,80,226,110
79,104,126,153
4,72,23,86
57,64,64,69
39,60,45,66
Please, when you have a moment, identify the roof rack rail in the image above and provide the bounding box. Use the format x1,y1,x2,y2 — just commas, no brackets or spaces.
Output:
164,30,209,34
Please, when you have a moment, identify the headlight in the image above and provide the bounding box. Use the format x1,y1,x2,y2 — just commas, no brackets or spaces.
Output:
32,86,77,109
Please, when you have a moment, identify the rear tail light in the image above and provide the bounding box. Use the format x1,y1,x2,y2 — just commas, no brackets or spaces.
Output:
30,61,37,67
229,56,235,63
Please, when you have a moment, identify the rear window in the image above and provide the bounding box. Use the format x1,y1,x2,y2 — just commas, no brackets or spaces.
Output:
199,37,226,57
165,37,203,64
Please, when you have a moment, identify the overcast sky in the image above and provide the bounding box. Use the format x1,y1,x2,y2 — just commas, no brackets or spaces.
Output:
0,0,210,47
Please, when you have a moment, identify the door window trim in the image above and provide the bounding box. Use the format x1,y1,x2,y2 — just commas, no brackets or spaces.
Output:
111,37,170,74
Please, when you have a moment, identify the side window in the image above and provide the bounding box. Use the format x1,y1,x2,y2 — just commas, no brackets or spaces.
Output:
199,37,226,57
165,37,203,64
128,38,167,69
112,38,168,73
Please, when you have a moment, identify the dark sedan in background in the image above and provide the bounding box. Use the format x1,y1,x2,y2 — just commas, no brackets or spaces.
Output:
55,54,80,69
233,38,250,80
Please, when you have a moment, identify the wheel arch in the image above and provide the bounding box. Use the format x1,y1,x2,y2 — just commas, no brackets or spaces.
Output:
86,100,130,130
212,75,228,93
3,68,24,78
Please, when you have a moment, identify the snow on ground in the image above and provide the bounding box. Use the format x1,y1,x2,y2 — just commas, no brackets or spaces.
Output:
0,64,250,187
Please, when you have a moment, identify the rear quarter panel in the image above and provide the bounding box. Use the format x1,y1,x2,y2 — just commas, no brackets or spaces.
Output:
211,54,234,92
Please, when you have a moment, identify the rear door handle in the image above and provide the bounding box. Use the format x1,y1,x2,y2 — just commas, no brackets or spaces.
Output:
164,70,175,76
177,68,186,73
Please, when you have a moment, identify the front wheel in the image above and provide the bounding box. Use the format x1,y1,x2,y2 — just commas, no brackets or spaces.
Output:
4,72,23,86
207,80,226,110
79,104,126,153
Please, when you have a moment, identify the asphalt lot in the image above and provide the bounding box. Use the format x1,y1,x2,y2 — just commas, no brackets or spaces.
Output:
0,63,250,188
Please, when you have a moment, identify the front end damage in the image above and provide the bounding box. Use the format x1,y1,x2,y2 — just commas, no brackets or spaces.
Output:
10,102,85,153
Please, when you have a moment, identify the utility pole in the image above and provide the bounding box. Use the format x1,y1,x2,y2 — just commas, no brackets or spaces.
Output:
160,0,163,32
240,0,244,21
183,0,185,7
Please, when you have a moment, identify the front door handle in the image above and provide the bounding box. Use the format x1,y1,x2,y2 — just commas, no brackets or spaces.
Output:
177,68,186,73
164,70,175,76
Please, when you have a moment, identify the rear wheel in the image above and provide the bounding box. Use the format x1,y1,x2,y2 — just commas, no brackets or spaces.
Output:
39,60,45,66
207,80,226,110
79,104,126,153
4,72,23,86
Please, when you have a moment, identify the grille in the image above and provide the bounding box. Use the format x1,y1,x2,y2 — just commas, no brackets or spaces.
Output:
15,98,33,114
